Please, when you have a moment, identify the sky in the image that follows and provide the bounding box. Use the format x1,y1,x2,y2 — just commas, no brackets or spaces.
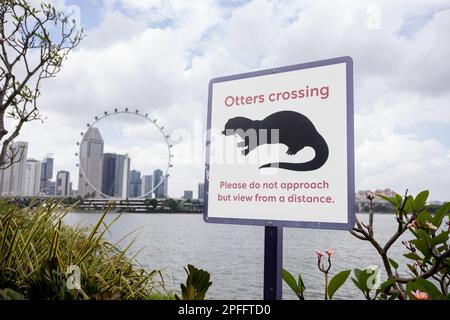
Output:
12,0,450,200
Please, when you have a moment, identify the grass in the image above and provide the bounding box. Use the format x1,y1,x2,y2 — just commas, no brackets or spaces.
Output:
0,199,171,300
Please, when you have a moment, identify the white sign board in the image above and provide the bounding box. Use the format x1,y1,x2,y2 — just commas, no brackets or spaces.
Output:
204,57,355,229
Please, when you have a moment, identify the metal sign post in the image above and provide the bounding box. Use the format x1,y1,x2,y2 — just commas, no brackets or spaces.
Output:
263,226,283,300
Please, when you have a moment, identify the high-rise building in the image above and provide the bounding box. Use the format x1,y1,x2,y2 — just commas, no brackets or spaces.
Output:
56,171,70,196
78,127,104,198
141,175,153,198
48,181,56,196
24,159,41,196
0,141,28,196
128,170,141,198
153,169,168,198
102,153,116,197
101,153,130,198
121,157,130,198
183,190,193,200
198,182,205,201
39,156,53,194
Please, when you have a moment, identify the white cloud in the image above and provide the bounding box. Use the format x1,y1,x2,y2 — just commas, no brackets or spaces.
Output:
12,0,450,200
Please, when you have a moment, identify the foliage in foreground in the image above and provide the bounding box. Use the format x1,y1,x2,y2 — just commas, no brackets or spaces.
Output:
0,200,168,300
175,264,212,300
284,190,450,300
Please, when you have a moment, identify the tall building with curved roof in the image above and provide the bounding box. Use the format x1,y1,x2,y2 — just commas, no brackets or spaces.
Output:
78,127,104,198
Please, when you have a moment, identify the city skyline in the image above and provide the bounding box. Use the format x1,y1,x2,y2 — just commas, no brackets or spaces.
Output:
0,139,184,199
0,143,442,202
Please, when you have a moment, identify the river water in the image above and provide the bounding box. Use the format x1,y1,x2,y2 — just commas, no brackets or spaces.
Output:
65,213,411,300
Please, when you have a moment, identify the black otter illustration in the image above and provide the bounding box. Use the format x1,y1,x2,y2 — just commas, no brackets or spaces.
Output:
222,111,329,171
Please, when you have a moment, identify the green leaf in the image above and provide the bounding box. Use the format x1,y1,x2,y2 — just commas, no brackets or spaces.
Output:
411,239,429,256
431,231,449,247
404,252,422,261
415,229,431,247
433,202,450,228
403,196,415,213
356,269,371,292
388,258,399,270
351,277,364,293
353,268,362,279
351,268,373,297
394,193,403,207
297,274,305,295
377,194,397,206
414,190,429,211
416,211,433,225
328,270,351,300
376,278,396,296
407,264,418,276
282,269,298,292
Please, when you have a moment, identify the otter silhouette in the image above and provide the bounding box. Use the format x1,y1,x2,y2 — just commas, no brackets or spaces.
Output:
222,111,329,171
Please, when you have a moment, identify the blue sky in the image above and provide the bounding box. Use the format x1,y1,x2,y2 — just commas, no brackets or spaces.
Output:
16,0,450,200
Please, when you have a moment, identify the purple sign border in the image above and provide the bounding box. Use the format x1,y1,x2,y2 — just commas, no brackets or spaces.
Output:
203,56,355,230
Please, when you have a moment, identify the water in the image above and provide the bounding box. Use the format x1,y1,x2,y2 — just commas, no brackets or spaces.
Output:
64,213,411,300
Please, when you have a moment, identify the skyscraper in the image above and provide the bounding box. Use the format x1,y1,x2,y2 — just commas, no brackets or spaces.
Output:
101,153,130,198
198,182,205,202
78,127,104,198
39,156,53,194
0,141,28,196
56,171,70,196
48,181,56,196
141,175,153,198
25,159,41,196
102,153,116,197
183,190,193,200
153,169,168,198
128,170,141,198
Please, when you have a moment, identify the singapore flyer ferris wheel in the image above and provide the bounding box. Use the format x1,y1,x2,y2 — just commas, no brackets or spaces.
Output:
76,108,173,199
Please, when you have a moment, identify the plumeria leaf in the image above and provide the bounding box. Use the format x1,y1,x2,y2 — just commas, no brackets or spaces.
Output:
377,194,396,206
415,229,431,246
411,239,429,256
394,194,403,207
414,191,429,212
353,268,362,279
404,252,422,261
407,264,419,276
416,211,433,225
297,274,305,294
403,196,415,214
430,231,449,247
282,269,299,297
352,268,372,294
388,258,399,270
351,277,364,293
376,278,396,296
328,270,351,300
433,202,450,228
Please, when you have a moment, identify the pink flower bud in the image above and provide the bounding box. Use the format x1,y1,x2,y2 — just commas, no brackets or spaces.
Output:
315,251,325,258
325,249,335,256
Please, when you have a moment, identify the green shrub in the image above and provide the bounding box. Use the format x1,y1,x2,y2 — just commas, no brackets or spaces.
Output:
0,199,168,300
